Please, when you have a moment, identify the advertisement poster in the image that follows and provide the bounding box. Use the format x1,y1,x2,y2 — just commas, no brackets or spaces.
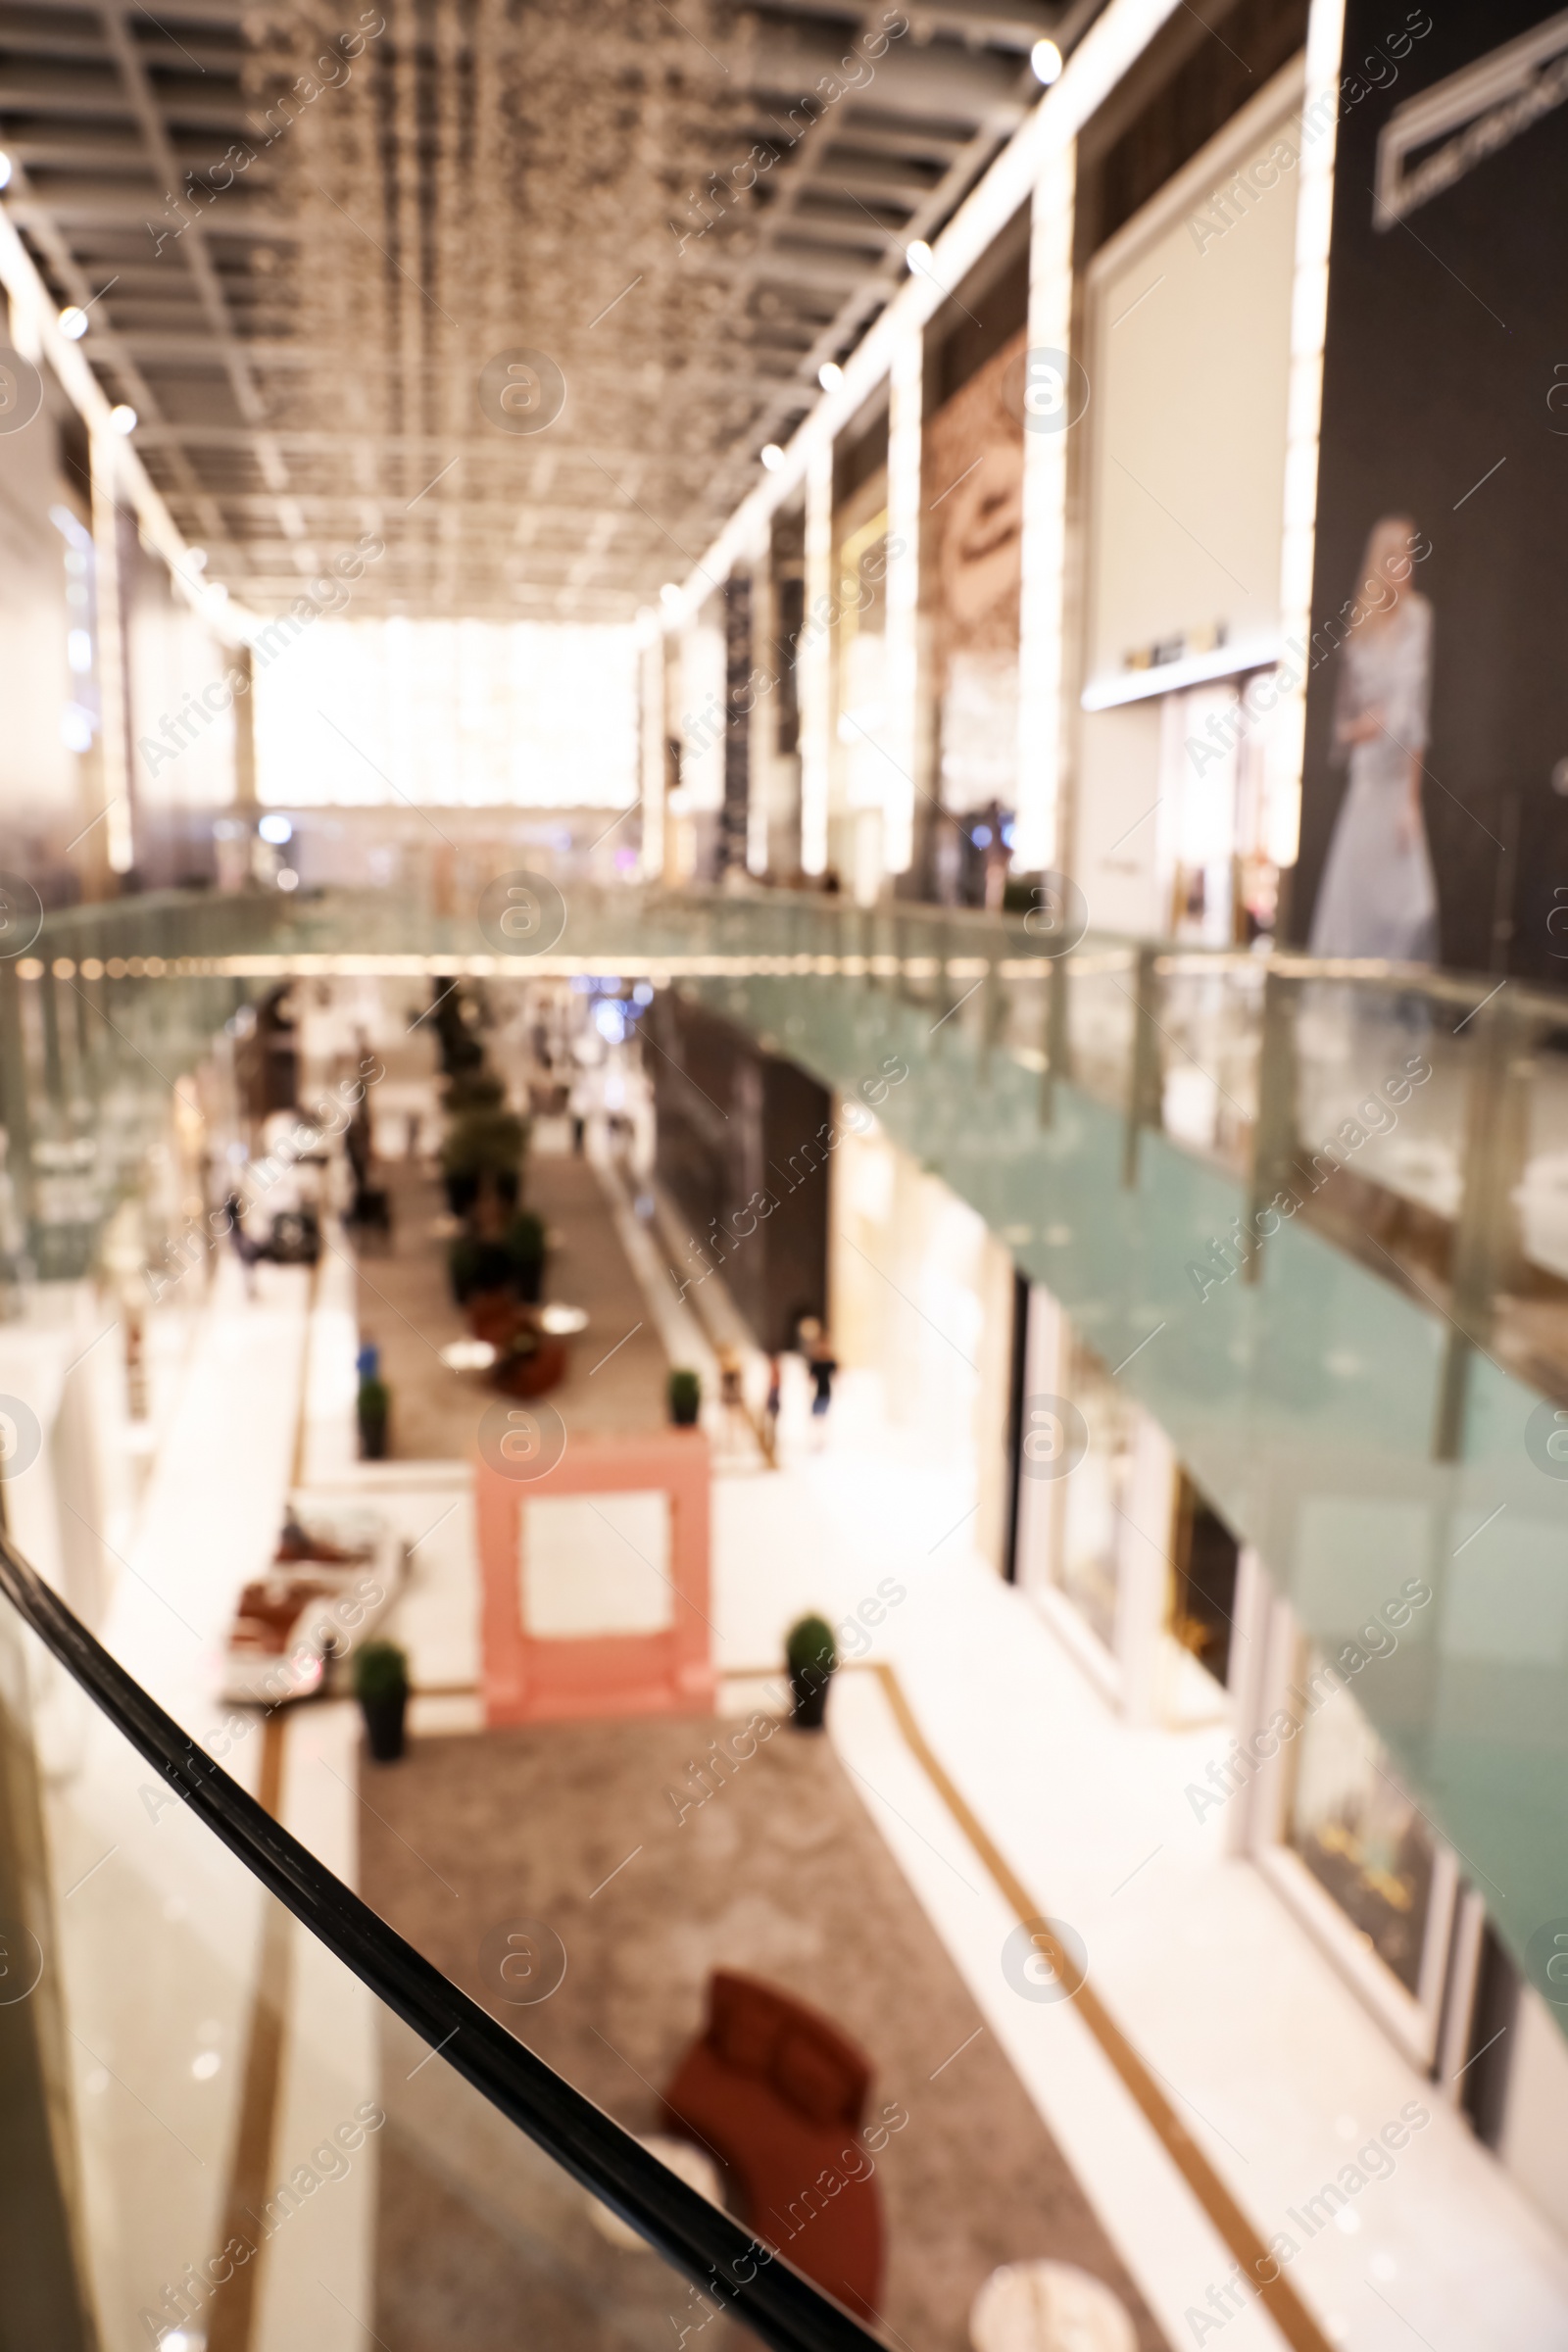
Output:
1298,3,1568,976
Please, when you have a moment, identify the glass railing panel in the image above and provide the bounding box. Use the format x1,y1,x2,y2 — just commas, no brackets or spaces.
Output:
1060,949,1138,1112
995,956,1052,1070
1288,975,1459,1226
0,1553,878,2352
1152,956,1264,1175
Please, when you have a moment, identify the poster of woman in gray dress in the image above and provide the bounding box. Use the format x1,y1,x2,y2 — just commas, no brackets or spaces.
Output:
1309,515,1439,963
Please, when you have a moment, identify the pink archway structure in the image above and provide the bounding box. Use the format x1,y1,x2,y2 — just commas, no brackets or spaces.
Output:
475,1427,714,1724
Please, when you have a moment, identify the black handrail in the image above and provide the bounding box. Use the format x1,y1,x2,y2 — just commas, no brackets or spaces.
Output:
0,1530,885,2352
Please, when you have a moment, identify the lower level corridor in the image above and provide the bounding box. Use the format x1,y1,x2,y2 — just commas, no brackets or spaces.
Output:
62,1115,1568,2352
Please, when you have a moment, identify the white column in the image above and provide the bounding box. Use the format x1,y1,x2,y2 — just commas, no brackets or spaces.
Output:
639,631,665,881
882,330,923,877
799,441,834,876
90,432,134,874
1012,140,1076,878
747,518,773,876
1268,0,1347,876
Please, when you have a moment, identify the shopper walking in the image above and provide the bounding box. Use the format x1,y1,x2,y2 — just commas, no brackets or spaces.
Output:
222,1193,260,1299
717,1348,747,1454
799,1318,838,1448
763,1352,782,1461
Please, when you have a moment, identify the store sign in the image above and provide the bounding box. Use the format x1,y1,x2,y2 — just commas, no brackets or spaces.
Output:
1374,8,1568,223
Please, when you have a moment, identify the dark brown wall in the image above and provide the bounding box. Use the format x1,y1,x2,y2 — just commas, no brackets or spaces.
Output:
646,991,831,1351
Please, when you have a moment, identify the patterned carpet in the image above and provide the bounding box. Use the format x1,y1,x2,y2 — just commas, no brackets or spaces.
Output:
359,1712,1169,2352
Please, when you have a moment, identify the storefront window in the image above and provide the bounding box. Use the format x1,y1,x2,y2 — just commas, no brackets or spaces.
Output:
1286,1648,1435,1996
833,506,890,904
926,327,1025,908
1056,1337,1135,1654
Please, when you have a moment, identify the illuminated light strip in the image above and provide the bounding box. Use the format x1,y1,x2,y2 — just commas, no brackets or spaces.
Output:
28,940,1491,1008
662,0,1185,628
799,442,835,876
1269,0,1348,871
19,943,1186,991
34,952,939,983
1013,137,1077,874
882,329,924,875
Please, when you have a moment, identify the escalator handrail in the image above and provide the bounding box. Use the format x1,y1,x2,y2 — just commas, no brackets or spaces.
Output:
0,1528,885,2352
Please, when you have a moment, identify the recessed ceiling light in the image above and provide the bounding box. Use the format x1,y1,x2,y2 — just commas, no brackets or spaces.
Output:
58,306,88,340
1031,38,1063,83
187,547,208,571
659,581,682,609
760,442,786,471
108,403,137,434
906,240,933,273
817,361,843,391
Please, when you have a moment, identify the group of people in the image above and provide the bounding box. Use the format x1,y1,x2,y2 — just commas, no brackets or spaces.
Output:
715,1317,839,1463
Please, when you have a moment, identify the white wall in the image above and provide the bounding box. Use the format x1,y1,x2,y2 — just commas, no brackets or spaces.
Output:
830,1115,1015,1568
1500,1984,1568,2244
1074,58,1303,932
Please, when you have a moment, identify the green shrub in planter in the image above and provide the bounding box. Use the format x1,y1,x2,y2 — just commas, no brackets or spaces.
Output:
448,1235,484,1304
441,1105,530,1183
443,1069,506,1113
355,1640,409,1761
448,1212,547,1306
506,1210,546,1303
667,1367,701,1427
507,1208,546,1265
357,1373,390,1460
786,1613,837,1730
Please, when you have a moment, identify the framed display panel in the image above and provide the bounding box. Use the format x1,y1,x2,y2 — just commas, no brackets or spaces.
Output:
476,1427,713,1725
1241,1582,1459,2068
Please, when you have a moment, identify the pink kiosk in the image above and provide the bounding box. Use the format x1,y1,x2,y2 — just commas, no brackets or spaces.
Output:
475,1426,714,1724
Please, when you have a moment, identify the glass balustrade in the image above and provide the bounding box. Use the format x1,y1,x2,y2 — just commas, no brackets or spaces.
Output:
0,1532,881,2352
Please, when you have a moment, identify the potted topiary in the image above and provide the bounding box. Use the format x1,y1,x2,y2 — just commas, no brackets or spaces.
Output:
505,1208,547,1304
440,1095,529,1217
668,1367,701,1427
355,1640,409,1761
356,1342,389,1460
786,1614,837,1731
450,1211,547,1309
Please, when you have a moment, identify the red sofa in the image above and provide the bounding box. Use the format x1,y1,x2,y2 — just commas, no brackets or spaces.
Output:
662,1971,885,2323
